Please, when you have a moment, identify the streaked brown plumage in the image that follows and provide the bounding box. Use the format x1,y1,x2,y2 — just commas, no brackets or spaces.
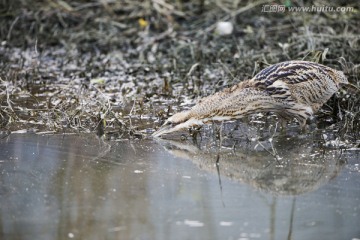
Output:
153,60,348,137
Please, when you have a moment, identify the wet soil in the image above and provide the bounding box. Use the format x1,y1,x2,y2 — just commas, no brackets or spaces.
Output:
0,0,359,145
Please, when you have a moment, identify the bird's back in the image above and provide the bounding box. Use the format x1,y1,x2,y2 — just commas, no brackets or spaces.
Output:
250,61,348,112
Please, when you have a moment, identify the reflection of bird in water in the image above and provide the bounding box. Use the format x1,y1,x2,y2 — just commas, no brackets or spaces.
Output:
155,136,345,195
153,61,348,137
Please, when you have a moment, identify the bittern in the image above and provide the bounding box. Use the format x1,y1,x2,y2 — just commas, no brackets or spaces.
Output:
153,60,349,137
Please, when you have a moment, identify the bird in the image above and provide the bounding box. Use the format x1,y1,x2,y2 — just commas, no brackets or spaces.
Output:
152,60,349,137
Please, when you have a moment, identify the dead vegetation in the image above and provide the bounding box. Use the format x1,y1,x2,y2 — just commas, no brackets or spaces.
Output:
0,0,359,145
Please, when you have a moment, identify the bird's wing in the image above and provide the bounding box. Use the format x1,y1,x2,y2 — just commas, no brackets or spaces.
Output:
252,61,331,86
251,61,334,102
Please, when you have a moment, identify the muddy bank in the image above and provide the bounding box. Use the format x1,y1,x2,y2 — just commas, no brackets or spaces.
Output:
0,0,359,145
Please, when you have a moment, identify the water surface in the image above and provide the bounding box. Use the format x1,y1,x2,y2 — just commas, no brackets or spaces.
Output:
0,133,359,240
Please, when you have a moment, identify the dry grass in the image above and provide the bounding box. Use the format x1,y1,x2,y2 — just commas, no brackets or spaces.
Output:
0,0,359,145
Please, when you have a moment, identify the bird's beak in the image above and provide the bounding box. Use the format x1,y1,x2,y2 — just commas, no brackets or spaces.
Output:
152,118,203,138
152,124,174,138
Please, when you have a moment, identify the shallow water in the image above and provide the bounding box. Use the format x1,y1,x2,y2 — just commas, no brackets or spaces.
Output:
0,133,359,240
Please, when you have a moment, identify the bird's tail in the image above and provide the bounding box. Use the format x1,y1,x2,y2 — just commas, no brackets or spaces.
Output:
335,70,349,85
335,70,360,93
345,83,360,93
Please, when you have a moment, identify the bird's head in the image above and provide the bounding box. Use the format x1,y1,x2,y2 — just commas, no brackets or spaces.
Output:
152,110,203,138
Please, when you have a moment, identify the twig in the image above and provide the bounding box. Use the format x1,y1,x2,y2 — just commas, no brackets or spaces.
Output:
7,16,19,41
186,62,200,77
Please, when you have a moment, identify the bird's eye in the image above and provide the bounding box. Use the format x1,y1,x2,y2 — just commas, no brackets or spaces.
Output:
165,121,174,127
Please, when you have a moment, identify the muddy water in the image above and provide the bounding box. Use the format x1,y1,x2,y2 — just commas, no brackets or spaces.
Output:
0,133,359,240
